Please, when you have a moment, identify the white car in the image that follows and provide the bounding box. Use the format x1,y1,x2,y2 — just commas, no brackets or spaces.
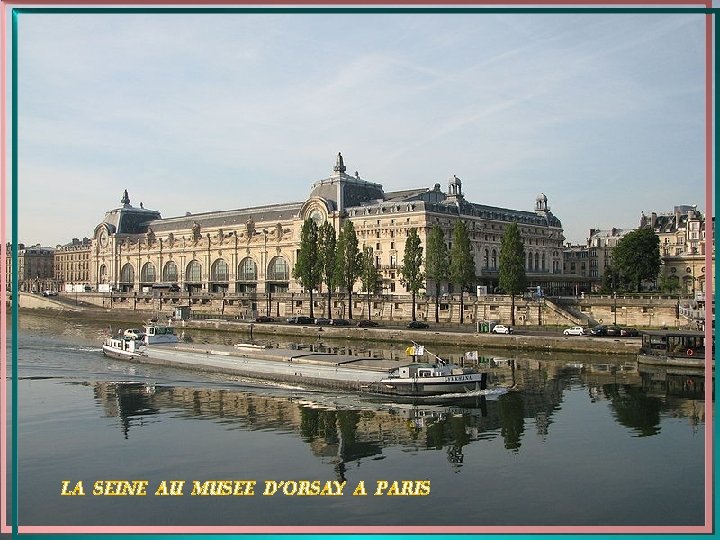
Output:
123,329,145,340
492,324,513,334
563,326,587,336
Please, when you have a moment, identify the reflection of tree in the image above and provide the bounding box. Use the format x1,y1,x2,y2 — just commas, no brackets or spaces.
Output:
498,392,525,451
602,384,661,437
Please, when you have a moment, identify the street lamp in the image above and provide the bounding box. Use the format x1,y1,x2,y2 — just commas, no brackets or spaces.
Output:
613,292,617,326
263,229,270,316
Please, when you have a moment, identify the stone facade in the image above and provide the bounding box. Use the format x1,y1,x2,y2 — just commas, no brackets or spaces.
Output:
54,238,92,289
89,154,568,300
5,243,55,292
642,206,710,294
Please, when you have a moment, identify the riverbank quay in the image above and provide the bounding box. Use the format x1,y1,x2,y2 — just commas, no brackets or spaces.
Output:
13,302,641,356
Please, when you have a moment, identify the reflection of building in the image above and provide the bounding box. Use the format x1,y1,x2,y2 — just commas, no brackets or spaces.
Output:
5,243,55,292
89,154,567,297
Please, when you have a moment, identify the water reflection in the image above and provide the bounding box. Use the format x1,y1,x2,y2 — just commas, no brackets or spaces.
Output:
88,352,708,466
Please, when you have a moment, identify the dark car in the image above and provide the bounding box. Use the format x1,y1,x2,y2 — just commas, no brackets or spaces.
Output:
330,319,350,326
286,316,313,324
356,319,379,328
168,284,181,293
407,321,429,329
620,327,639,337
314,318,331,326
254,316,274,323
605,326,622,336
590,325,607,336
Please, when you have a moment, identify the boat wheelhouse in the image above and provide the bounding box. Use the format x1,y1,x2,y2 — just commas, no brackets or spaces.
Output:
638,330,708,368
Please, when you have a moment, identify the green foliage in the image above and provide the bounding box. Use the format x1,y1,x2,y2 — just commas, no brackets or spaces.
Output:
498,222,527,296
425,224,449,322
360,247,380,295
449,221,475,323
659,273,680,294
292,219,322,317
449,221,475,290
360,247,380,320
317,222,337,318
612,228,661,292
334,220,362,319
400,228,424,321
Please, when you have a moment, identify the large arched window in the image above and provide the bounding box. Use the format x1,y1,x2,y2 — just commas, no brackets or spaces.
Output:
163,261,178,282
491,249,497,270
483,249,489,269
267,256,289,281
211,259,229,282
210,258,229,292
99,264,107,283
236,258,257,293
541,253,546,271
534,253,540,271
238,258,257,281
140,262,156,283
186,260,202,282
120,263,134,292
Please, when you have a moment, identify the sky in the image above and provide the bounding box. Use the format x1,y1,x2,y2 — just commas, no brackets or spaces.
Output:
8,9,709,248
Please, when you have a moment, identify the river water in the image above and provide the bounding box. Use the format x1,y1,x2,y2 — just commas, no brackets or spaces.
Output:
7,312,709,528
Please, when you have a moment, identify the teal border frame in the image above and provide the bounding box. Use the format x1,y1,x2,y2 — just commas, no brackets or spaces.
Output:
7,4,717,539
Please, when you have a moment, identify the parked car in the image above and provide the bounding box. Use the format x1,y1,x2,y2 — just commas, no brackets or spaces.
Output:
605,326,622,336
491,324,513,334
590,325,607,336
314,318,331,326
168,284,181,293
286,316,313,324
563,326,587,336
330,319,350,326
356,319,379,328
254,316,274,323
42,290,58,297
620,327,639,337
407,321,429,329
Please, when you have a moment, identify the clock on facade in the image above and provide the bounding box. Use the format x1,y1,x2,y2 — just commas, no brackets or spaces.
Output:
99,228,109,248
309,209,325,225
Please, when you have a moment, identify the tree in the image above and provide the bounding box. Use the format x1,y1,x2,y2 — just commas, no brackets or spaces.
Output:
292,219,322,318
425,224,449,323
400,228,425,321
498,222,527,326
317,222,337,318
359,247,380,320
334,220,362,320
612,228,661,292
449,220,475,324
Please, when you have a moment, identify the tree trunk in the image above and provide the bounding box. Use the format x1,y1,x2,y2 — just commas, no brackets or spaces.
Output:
510,293,515,326
326,289,332,319
459,289,464,324
412,291,417,321
367,291,371,321
309,289,314,319
347,286,353,320
434,283,440,323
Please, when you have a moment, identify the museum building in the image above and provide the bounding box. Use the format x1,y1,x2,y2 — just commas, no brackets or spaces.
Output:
90,154,566,297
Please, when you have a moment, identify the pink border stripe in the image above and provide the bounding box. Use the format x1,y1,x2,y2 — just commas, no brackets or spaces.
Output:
704,8,714,532
17,525,715,534
1,0,8,535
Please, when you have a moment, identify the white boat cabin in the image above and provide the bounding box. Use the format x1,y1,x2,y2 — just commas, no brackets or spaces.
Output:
390,363,465,380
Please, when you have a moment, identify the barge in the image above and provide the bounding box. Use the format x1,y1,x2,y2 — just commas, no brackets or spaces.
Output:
637,330,709,369
102,323,494,399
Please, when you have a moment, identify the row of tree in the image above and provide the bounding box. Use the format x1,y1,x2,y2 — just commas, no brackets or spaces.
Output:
292,220,380,320
293,218,530,324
